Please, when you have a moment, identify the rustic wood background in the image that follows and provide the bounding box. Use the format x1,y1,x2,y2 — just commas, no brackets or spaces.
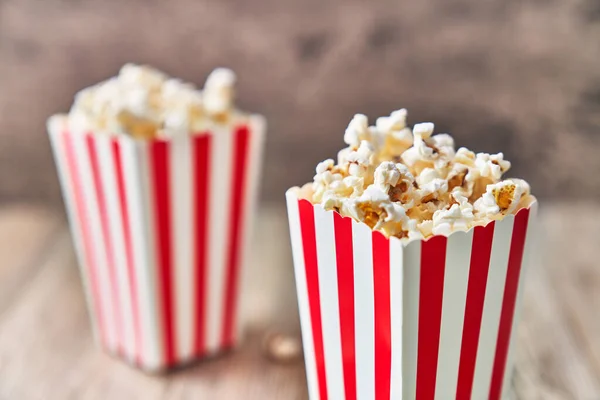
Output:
1,0,600,206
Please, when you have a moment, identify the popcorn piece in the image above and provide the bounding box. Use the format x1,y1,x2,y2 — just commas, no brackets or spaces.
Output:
454,147,476,167
429,134,456,171
431,189,475,235
432,203,474,236
162,78,204,134
344,114,373,148
417,220,434,237
203,67,236,120
374,161,402,192
401,123,455,175
312,159,344,203
374,162,416,206
413,122,435,139
474,179,529,219
447,163,469,192
344,141,375,180
375,109,413,160
119,63,167,89
322,179,359,211
415,168,448,203
407,201,440,222
346,186,413,238
475,152,511,181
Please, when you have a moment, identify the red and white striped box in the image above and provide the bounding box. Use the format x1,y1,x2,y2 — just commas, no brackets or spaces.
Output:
286,189,537,400
49,116,265,371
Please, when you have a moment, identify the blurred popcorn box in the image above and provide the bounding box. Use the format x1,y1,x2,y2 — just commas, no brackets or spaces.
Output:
286,190,537,400
49,116,265,371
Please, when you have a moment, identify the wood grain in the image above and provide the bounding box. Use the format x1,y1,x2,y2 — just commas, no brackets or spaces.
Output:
0,203,598,399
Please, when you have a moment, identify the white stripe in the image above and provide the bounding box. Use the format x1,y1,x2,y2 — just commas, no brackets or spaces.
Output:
206,125,234,352
48,130,100,343
402,240,421,400
235,116,267,344
72,133,118,353
313,206,344,400
352,221,375,400
501,203,538,398
389,238,404,399
122,138,163,370
286,191,319,400
170,136,194,361
472,217,515,398
435,230,473,399
97,136,136,362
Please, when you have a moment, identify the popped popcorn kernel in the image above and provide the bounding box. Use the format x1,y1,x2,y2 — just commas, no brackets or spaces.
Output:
375,109,413,160
301,108,535,241
401,123,456,176
474,179,530,219
203,67,236,121
344,114,373,148
413,122,435,140
344,141,375,180
374,162,416,206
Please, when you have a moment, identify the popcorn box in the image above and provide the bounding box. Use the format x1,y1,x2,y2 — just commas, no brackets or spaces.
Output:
49,117,265,371
286,190,537,400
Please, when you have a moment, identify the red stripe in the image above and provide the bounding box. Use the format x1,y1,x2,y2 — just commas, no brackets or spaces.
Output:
222,126,251,347
455,222,496,399
489,209,531,400
416,235,447,400
299,199,328,400
150,140,175,366
333,213,356,400
193,134,211,355
372,232,391,400
85,135,124,355
62,132,108,347
112,140,142,364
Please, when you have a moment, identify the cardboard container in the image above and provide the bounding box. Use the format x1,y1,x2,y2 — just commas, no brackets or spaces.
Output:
49,116,265,371
286,189,537,400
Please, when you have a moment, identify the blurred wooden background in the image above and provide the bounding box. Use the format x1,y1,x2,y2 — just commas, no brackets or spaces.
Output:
1,0,599,206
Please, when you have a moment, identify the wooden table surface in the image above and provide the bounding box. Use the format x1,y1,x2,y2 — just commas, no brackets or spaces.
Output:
0,203,599,399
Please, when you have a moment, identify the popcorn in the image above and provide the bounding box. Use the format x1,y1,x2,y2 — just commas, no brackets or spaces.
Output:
374,161,416,206
475,152,511,181
401,123,456,175
474,179,530,220
344,141,375,180
463,152,512,200
312,159,344,204
345,186,413,238
446,163,469,192
344,114,374,148
454,147,476,167
203,67,236,120
431,190,475,235
375,109,413,160
53,64,242,139
374,161,402,192
302,108,535,240
407,201,441,223
415,168,448,203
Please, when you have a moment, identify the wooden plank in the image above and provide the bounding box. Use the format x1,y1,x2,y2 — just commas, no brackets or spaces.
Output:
0,206,61,314
541,203,600,380
513,203,600,399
